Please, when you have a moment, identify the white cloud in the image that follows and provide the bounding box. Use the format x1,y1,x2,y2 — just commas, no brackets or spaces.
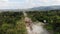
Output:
0,0,8,2
0,0,60,9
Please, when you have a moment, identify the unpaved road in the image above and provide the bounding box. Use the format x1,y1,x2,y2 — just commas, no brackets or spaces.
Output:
26,23,49,34
23,11,49,34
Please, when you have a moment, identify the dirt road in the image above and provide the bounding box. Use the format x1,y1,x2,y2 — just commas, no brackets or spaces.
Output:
26,23,49,34
23,11,49,34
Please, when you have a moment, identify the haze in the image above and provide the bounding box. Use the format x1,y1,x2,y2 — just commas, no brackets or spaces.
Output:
0,0,60,9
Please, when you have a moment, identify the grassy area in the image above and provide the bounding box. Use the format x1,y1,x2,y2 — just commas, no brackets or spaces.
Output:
0,12,27,34
16,18,27,34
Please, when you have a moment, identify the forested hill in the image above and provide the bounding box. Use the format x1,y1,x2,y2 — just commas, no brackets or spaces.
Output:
0,6,60,11
28,6,60,11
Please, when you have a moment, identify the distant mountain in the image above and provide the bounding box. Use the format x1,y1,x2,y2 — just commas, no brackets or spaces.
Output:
28,5,60,11
0,5,60,12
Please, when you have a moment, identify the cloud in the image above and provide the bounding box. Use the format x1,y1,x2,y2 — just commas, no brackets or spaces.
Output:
0,0,8,2
0,0,60,9
51,0,60,5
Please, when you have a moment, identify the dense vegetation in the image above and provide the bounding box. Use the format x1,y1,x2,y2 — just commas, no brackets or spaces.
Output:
0,12,27,34
26,10,60,34
0,10,60,34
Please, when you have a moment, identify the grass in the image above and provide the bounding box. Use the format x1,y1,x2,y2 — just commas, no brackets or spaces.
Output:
15,18,27,34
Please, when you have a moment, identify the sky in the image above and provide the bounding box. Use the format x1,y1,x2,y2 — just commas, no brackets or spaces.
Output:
0,0,60,9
